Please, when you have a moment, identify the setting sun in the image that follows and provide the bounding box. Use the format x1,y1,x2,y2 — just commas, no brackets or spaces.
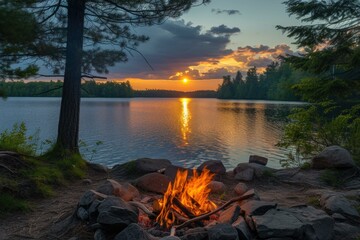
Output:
182,78,188,83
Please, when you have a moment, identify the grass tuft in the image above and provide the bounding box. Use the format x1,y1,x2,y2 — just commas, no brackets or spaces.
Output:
0,193,30,216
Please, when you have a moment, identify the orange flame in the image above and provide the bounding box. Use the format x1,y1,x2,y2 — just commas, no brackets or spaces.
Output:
156,168,217,228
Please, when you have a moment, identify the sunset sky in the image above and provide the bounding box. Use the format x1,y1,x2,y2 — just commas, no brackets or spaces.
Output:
80,1,302,91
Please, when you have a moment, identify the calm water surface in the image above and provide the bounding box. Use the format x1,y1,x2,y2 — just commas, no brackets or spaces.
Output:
0,97,303,169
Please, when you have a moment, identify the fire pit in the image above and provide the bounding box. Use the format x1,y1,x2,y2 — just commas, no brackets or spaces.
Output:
156,168,217,228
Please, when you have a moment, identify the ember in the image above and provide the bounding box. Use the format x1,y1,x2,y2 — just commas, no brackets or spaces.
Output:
156,168,217,228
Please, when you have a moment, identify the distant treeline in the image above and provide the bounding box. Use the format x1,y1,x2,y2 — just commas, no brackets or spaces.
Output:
217,62,309,101
0,80,217,98
134,89,216,98
0,80,135,97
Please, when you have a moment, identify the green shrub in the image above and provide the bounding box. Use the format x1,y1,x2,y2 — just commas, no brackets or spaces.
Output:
279,103,360,167
0,122,39,155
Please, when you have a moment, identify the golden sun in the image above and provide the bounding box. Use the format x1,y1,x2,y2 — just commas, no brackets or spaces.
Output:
182,78,188,83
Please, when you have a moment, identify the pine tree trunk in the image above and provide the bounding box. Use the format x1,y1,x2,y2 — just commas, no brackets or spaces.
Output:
56,0,85,153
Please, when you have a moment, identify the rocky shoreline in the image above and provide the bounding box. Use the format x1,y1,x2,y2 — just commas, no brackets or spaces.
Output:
0,145,359,240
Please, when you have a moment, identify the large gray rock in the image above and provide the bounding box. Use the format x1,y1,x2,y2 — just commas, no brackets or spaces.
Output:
286,205,334,240
197,160,226,175
240,200,277,216
234,162,273,178
312,145,355,169
249,155,268,166
97,196,138,214
320,193,360,218
208,224,239,240
252,209,303,238
234,168,254,181
135,158,172,173
114,223,156,240
232,216,252,240
97,206,138,229
180,227,208,240
135,172,171,194
333,222,360,240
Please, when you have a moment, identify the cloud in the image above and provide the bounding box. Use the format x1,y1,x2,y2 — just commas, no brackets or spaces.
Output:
107,20,298,81
211,9,241,15
209,25,240,35
110,20,233,79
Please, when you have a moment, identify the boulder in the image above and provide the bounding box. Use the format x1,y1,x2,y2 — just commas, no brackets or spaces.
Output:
94,229,107,240
234,182,248,196
135,158,172,173
232,216,252,240
197,160,226,175
77,207,89,221
234,163,272,178
97,196,137,214
160,237,181,240
286,205,334,240
333,222,360,239
97,206,138,230
240,200,277,216
208,224,239,240
208,181,226,194
312,145,355,169
87,162,109,173
234,168,254,181
320,193,360,218
88,199,101,222
135,172,171,194
79,190,107,207
181,227,208,240
252,209,303,238
218,204,241,224
97,179,140,201
114,223,156,240
249,155,268,166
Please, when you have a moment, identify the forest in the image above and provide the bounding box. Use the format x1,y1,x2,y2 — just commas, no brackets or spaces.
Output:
217,62,308,101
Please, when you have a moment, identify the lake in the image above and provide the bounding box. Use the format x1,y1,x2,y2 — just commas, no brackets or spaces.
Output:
0,97,303,169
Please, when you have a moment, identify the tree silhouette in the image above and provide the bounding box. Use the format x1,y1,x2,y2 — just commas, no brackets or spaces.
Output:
1,0,209,154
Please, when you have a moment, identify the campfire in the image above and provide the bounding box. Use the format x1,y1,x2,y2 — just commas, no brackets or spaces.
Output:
156,168,217,228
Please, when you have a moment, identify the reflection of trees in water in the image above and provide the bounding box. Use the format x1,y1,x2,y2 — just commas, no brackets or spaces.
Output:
216,101,294,125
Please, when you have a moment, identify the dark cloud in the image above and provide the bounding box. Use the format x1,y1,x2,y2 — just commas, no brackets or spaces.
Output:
110,20,233,79
201,68,234,79
238,45,270,53
248,58,274,68
209,25,240,35
211,9,241,15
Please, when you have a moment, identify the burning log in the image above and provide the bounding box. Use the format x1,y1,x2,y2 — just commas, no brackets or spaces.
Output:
156,168,217,228
172,197,196,219
170,190,255,236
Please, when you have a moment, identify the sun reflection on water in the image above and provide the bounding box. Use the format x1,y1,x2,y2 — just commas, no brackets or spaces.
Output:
180,98,191,145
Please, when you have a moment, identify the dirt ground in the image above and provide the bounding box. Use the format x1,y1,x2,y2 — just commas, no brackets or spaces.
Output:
0,167,358,240
0,168,108,240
